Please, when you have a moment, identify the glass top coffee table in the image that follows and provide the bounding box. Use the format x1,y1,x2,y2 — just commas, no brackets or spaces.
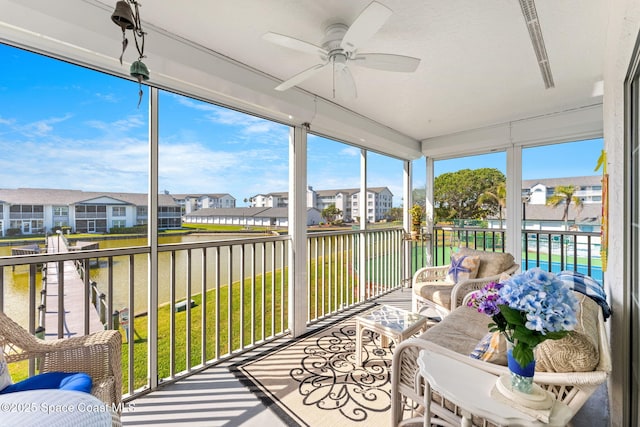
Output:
355,305,427,366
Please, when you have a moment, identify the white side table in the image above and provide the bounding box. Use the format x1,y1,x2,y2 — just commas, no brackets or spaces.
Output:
355,305,427,366
417,348,573,427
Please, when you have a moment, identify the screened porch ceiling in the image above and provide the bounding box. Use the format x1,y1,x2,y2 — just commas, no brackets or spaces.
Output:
0,0,606,160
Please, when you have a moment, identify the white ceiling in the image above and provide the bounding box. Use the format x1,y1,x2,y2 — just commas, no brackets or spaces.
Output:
0,0,606,157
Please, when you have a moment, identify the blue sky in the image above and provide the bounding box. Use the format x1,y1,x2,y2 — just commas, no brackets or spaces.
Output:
0,43,602,207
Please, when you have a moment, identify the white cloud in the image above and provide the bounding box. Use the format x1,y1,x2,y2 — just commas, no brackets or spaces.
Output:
340,146,360,156
12,114,73,137
94,92,119,103
87,115,145,133
175,95,285,138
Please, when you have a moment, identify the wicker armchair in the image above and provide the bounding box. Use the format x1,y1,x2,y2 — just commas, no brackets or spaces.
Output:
412,247,519,315
0,311,122,407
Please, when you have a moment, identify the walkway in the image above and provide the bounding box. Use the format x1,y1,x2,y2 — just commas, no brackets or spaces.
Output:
43,235,103,339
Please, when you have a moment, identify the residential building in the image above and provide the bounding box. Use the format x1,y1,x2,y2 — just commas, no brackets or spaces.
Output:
250,192,288,208
0,188,182,236
170,193,236,215
252,186,394,222
349,187,394,223
182,206,322,227
486,176,603,232
522,176,602,205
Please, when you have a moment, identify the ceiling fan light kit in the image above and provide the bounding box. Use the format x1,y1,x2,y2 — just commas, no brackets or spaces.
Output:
264,1,421,99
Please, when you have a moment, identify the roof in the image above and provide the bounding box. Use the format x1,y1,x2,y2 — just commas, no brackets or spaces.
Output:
522,176,602,189
251,192,288,199
170,193,235,200
0,188,179,207
250,187,392,199
185,207,319,218
522,203,601,222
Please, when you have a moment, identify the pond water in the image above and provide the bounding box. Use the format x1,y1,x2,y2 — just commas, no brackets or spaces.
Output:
1,233,283,324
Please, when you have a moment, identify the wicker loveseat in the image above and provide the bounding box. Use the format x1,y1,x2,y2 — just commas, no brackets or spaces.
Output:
0,311,122,408
392,278,612,426
412,247,519,315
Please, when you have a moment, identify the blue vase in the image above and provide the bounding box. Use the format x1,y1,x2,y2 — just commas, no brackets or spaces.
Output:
507,348,536,394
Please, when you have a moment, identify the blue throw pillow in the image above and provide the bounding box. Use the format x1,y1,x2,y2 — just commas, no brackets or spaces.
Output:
0,372,92,394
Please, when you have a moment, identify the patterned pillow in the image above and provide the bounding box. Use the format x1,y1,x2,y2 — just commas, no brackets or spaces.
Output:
445,253,480,284
469,331,508,365
0,351,13,391
535,292,601,372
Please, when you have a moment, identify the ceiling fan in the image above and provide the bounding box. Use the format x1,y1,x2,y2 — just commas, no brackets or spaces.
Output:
262,1,421,99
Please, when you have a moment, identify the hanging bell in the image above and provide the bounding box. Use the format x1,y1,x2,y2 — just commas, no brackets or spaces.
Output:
111,1,135,31
130,60,149,108
130,60,150,81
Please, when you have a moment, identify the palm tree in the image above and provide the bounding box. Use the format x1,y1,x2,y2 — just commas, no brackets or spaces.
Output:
477,182,506,228
546,185,583,230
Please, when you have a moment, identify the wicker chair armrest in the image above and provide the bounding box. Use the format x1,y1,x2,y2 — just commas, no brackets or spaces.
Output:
413,265,450,284
39,330,122,405
398,339,608,386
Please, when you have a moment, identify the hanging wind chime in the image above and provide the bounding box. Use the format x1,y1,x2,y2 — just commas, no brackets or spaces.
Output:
111,0,149,108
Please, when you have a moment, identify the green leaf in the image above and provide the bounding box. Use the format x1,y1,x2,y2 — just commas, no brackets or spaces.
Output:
544,331,568,340
498,305,526,326
512,344,535,367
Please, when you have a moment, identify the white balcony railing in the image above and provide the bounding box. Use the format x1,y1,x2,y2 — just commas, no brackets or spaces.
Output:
0,227,405,398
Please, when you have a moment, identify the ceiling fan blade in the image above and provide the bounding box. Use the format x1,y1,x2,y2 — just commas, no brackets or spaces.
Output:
275,62,329,91
341,1,392,54
350,53,421,72
334,65,357,100
263,32,328,56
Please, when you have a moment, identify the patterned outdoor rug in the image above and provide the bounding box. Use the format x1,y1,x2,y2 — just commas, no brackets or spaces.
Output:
233,317,396,426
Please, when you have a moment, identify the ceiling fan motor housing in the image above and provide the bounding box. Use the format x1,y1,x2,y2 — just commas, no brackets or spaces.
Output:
264,1,419,97
323,23,349,59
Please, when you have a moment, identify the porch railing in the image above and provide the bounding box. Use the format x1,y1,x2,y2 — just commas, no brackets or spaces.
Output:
410,226,601,282
0,225,602,399
0,227,404,399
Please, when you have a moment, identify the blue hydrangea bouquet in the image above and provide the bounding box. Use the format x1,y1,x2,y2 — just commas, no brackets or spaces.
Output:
467,268,579,369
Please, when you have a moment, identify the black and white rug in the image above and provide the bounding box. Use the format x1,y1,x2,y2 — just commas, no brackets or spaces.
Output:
233,318,395,426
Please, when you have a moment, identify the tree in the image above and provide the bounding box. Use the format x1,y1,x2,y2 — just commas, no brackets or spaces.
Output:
321,204,342,224
477,181,507,228
386,207,403,222
433,168,505,223
546,185,583,230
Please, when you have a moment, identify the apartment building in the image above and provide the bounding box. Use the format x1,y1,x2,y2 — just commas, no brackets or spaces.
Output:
170,193,236,215
0,188,182,236
251,186,394,223
251,192,288,209
486,176,604,232
522,175,602,205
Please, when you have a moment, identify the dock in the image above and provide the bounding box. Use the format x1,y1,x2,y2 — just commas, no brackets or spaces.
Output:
43,235,103,339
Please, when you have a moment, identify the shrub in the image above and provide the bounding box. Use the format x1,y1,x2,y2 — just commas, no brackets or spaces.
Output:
6,228,21,237
109,225,148,234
